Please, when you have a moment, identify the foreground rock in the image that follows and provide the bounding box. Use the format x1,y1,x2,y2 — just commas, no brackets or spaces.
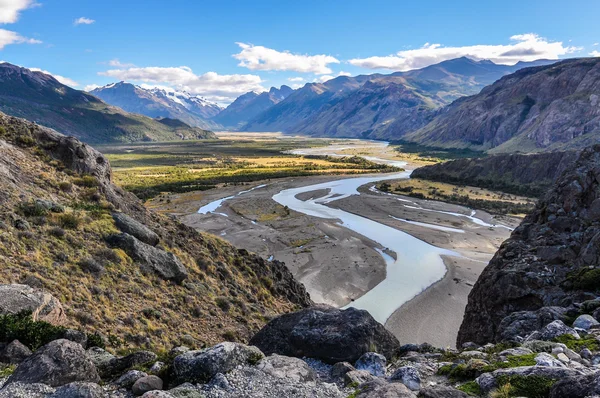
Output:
112,212,160,246
249,306,400,364
0,284,66,325
6,339,100,387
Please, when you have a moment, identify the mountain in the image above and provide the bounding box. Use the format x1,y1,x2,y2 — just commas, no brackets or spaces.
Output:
0,111,310,349
90,82,222,130
458,144,600,346
241,57,555,138
404,57,600,152
212,85,293,129
0,63,216,143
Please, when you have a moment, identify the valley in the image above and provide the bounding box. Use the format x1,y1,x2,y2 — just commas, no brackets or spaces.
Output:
140,135,520,347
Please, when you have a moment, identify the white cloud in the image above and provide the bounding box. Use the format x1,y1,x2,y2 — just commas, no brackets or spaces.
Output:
594,43,599,46
349,34,580,71
74,17,95,26
84,84,100,92
108,59,135,68
233,42,339,74
29,67,79,87
0,0,38,24
316,75,334,83
590,50,600,57
290,83,303,89
337,71,351,77
287,76,304,82
98,65,265,103
0,28,40,49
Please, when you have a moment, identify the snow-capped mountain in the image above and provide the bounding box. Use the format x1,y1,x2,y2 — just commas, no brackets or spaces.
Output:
90,82,223,130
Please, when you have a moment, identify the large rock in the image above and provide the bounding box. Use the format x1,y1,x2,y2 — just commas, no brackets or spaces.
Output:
390,366,421,391
132,375,164,396
112,212,160,246
249,306,400,364
573,314,599,330
87,347,157,378
0,340,32,364
171,342,264,385
6,339,100,387
49,382,104,398
476,366,581,393
255,354,316,383
535,320,580,341
355,380,417,398
550,373,600,398
106,233,187,283
419,386,469,398
496,307,568,342
0,382,55,398
354,352,386,377
458,146,600,346
0,284,66,325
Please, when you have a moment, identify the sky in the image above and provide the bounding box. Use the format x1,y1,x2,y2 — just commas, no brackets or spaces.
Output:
0,0,599,105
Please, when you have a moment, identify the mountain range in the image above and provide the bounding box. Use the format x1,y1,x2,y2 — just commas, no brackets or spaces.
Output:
0,63,216,144
90,82,223,130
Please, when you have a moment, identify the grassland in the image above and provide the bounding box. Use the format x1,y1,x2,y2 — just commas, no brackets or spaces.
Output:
97,136,401,200
378,178,536,215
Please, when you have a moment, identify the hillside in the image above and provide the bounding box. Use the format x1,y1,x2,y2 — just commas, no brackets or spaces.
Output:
0,112,310,351
404,57,600,152
412,151,578,197
0,63,216,144
212,85,293,129
90,82,222,130
241,57,554,138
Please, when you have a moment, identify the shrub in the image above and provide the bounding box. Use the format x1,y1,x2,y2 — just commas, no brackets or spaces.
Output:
59,181,73,192
458,380,482,396
19,201,48,217
86,332,106,349
0,311,66,350
48,226,66,238
78,258,105,276
494,375,556,398
58,213,81,229
215,297,231,312
73,175,99,188
554,334,600,351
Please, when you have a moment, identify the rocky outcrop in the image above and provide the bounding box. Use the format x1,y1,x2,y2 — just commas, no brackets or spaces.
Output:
106,233,188,283
0,284,66,325
6,339,100,387
458,145,600,345
405,57,600,152
112,212,160,246
411,150,578,198
249,306,400,364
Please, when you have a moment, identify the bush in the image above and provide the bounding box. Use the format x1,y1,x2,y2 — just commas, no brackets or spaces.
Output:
57,213,81,229
19,201,48,217
86,332,106,349
78,258,105,276
0,311,66,350
494,375,556,398
73,175,99,188
458,380,482,396
215,297,231,312
59,181,73,192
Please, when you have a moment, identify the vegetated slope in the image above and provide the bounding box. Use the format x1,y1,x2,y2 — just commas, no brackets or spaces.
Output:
405,57,600,152
0,112,310,350
241,57,554,138
411,151,579,197
457,145,600,345
212,86,293,129
0,63,216,144
90,82,222,130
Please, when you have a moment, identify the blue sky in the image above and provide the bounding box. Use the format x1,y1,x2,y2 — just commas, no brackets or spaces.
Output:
1,0,599,104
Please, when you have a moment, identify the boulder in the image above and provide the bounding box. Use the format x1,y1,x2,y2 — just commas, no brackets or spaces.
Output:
256,354,316,383
536,320,580,341
6,339,100,387
171,342,264,385
331,362,355,380
114,369,148,389
0,284,66,325
0,340,32,364
344,370,376,386
141,392,175,398
498,347,533,357
550,373,600,398
249,306,400,364
149,361,165,375
419,386,469,398
477,366,581,393
535,352,566,368
132,375,164,396
112,212,159,246
87,347,157,378
106,233,187,283
49,382,104,398
573,314,599,330
0,382,55,398
354,352,386,377
61,329,87,348
497,307,568,341
355,380,417,397
389,366,421,391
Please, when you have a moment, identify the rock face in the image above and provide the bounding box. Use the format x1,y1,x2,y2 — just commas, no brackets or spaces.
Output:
405,58,600,152
458,145,600,346
6,339,100,387
106,233,188,283
112,212,160,246
249,306,400,364
0,284,66,325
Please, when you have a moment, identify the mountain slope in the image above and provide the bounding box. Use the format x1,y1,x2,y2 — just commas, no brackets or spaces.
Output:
212,85,293,129
242,58,554,138
0,63,216,144
90,82,222,130
0,111,310,349
405,57,600,152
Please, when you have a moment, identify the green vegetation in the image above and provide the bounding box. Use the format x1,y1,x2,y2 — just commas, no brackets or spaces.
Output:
457,381,482,396
494,375,556,398
437,354,537,382
390,140,486,161
554,334,600,351
0,365,16,378
568,267,600,291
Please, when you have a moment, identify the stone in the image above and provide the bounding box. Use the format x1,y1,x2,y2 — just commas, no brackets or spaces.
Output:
580,348,592,359
49,382,104,398
61,329,87,348
344,370,376,386
256,354,316,383
149,361,165,375
459,350,487,359
141,392,175,398
477,366,581,393
573,314,599,330
355,380,417,397
557,353,570,363
249,306,400,364
87,347,157,378
0,340,32,364
0,284,66,325
498,347,533,357
6,339,100,387
171,342,264,385
112,212,160,246
390,366,421,391
419,386,469,398
523,340,565,353
169,346,190,357
115,370,148,389
0,382,55,398
331,362,355,380
106,233,187,283
535,352,566,368
497,307,568,342
132,375,164,396
537,320,580,341
354,352,386,377
550,373,600,398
